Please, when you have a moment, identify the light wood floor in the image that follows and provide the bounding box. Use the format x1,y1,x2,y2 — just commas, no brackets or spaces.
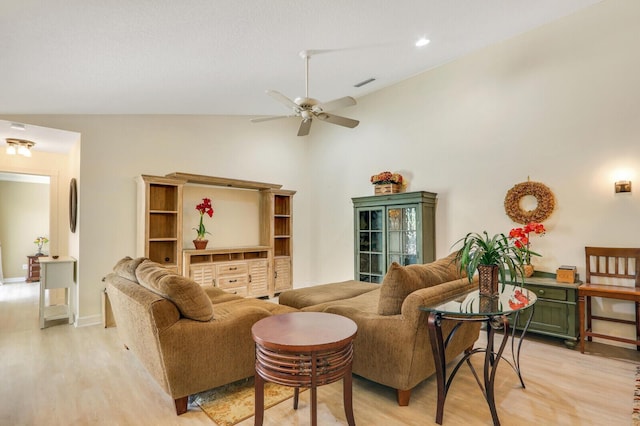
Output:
1,281,638,425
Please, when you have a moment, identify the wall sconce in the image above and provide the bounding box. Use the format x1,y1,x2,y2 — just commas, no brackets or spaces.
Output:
615,180,632,193
5,138,35,157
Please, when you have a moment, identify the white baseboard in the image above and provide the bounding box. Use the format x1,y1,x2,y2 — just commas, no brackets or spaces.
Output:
1,277,27,284
75,314,102,327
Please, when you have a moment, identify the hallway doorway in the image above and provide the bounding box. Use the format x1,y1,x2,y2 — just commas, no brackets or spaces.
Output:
0,172,50,284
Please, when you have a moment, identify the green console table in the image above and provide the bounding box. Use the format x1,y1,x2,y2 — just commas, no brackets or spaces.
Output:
510,271,580,348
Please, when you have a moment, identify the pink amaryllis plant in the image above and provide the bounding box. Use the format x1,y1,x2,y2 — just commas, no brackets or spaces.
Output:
194,198,214,240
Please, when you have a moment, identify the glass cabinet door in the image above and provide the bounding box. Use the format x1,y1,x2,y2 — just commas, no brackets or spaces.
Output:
357,208,385,282
387,206,418,266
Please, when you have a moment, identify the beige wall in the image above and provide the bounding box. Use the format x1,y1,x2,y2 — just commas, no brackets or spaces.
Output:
0,180,49,278
2,0,638,346
183,184,261,249
307,0,640,347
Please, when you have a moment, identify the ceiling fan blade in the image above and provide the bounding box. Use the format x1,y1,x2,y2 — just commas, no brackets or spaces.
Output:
250,115,292,123
316,113,359,128
266,90,300,112
297,119,312,136
313,96,357,113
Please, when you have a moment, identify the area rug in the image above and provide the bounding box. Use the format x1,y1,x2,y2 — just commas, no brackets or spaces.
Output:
192,377,297,426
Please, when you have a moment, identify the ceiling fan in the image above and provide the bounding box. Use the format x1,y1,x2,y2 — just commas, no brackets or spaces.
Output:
251,50,360,137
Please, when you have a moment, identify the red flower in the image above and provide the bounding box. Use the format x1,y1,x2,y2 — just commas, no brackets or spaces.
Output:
196,198,214,217
508,222,546,263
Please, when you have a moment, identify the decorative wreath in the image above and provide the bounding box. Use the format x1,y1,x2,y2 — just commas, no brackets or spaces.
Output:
504,180,555,224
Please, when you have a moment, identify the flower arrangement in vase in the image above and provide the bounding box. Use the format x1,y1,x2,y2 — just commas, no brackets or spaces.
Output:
193,198,214,249
370,171,404,195
34,236,49,255
508,222,545,277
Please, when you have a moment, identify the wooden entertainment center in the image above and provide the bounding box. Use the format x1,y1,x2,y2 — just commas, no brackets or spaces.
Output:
137,173,295,298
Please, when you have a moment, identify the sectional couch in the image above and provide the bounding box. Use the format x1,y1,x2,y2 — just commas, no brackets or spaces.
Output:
106,253,480,415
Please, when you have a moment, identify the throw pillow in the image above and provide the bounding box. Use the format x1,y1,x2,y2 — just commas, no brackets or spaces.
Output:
135,259,214,322
112,256,146,282
377,252,463,316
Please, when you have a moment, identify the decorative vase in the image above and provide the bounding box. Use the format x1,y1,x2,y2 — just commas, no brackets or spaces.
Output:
523,264,534,278
478,264,500,298
193,239,208,250
479,294,499,313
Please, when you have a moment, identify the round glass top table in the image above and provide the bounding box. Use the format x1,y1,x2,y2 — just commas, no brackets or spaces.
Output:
251,312,357,426
420,284,537,426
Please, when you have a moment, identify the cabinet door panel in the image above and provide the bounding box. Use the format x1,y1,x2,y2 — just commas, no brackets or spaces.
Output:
190,264,214,286
517,300,569,335
248,260,269,296
274,257,291,292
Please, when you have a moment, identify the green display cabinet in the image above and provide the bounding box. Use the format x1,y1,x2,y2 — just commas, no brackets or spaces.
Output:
352,191,437,283
510,271,581,348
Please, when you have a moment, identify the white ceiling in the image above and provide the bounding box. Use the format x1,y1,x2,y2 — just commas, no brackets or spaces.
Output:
0,0,602,148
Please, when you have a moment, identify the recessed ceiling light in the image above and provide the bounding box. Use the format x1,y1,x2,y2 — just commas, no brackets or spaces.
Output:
415,37,430,47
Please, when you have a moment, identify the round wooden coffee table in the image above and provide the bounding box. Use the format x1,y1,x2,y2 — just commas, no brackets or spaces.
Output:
251,312,357,426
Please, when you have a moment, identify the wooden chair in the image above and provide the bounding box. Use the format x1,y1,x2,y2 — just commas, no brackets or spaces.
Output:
578,247,640,353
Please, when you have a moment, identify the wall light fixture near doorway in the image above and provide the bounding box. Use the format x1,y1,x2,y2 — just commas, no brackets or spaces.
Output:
5,138,35,157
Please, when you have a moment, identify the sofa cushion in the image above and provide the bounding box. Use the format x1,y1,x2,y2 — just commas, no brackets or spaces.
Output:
302,288,381,314
135,259,214,322
113,256,146,282
278,280,379,310
377,252,463,316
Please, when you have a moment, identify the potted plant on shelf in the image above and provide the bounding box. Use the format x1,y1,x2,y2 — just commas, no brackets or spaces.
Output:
453,231,526,297
193,197,214,249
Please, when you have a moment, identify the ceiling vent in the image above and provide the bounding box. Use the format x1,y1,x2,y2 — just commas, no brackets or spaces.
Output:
354,78,376,88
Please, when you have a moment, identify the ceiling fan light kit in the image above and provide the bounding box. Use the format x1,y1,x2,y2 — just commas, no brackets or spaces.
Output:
251,50,360,136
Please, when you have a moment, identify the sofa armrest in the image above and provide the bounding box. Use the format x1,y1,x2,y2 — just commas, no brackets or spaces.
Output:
157,305,274,398
401,276,479,324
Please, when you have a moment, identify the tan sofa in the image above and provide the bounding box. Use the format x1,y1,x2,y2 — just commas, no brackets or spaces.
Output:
278,253,481,406
105,257,297,415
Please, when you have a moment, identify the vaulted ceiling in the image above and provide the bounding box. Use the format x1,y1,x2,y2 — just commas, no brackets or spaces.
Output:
1,0,602,119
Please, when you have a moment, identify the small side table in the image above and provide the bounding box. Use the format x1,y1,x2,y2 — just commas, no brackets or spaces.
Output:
420,284,537,426
39,256,76,329
251,312,357,426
